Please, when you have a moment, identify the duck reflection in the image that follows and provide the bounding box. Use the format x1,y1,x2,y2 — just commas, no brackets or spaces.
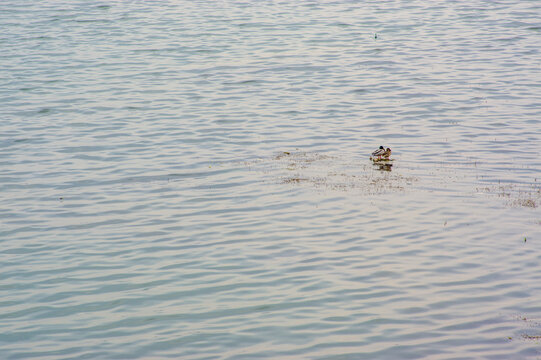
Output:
375,163,393,172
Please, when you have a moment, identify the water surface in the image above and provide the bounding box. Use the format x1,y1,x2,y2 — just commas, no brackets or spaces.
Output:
1,0,541,359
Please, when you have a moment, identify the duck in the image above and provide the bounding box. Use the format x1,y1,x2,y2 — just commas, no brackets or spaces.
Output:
371,146,392,161
371,146,385,159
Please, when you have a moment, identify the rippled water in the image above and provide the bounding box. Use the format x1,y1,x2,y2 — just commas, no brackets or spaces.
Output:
1,1,541,359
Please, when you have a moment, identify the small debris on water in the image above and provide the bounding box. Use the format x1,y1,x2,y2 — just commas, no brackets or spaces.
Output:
522,334,541,340
515,199,536,208
282,177,308,184
476,182,540,209
511,314,541,342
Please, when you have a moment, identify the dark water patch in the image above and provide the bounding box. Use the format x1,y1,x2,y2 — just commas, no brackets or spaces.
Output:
350,88,370,94
329,22,352,27
74,19,112,24
223,79,262,86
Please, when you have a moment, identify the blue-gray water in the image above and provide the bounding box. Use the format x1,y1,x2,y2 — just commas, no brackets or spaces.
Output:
1,1,541,359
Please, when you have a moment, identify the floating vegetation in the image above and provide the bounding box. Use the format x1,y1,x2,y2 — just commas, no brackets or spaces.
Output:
281,177,309,184
245,151,540,209
513,198,537,208
476,182,541,208
246,150,417,195
511,315,541,342
273,150,333,163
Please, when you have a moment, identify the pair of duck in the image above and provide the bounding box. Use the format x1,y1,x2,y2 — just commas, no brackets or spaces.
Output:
371,146,392,160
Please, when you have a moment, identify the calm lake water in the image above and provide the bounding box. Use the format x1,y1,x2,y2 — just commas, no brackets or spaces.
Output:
1,0,541,359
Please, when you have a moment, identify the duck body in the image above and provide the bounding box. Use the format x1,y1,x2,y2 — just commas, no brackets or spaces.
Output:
370,146,392,161
371,146,385,159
